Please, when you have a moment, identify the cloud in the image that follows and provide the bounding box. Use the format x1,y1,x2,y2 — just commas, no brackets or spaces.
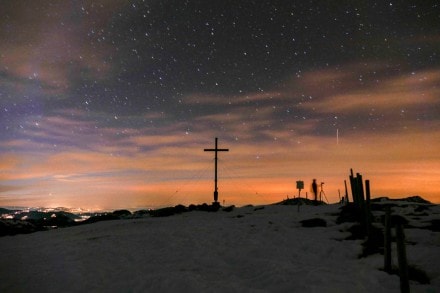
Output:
0,1,128,102
0,185,23,193
299,68,440,114
0,154,21,180
178,62,440,145
183,91,285,106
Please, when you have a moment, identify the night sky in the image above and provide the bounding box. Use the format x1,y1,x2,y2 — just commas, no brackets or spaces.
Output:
1,1,439,210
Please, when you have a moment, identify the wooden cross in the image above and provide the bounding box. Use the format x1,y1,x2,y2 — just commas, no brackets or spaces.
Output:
204,137,229,204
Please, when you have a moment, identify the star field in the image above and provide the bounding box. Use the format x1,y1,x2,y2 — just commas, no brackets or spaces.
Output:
1,1,439,209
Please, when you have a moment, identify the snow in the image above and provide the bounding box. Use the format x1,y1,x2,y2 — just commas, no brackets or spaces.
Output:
0,203,439,292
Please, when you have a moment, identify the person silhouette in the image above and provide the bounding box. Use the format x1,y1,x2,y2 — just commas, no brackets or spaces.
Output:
311,179,318,202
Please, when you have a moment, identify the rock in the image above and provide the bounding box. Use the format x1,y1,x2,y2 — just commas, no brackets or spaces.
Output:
300,218,327,227
133,210,150,217
150,205,188,217
112,210,132,217
222,205,235,212
429,219,440,232
275,198,325,206
337,204,363,223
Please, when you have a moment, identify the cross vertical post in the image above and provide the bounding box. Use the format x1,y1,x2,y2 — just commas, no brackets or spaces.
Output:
204,137,229,205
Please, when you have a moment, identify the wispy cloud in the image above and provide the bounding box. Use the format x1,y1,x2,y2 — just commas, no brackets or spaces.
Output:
0,1,126,104
300,68,440,114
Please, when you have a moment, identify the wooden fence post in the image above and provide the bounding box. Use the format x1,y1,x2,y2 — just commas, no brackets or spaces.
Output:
350,169,357,205
344,179,349,204
396,223,410,293
356,173,365,208
365,179,371,237
384,206,392,273
365,180,371,208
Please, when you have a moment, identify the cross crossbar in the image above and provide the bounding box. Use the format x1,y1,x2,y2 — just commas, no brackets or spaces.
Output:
204,148,229,152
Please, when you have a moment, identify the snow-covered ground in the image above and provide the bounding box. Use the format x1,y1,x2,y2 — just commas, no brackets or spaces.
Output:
1,203,439,292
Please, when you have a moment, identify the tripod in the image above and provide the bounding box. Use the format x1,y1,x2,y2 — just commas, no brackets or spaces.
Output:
319,182,329,203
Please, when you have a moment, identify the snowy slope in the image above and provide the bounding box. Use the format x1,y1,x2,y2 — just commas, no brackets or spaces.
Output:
0,204,438,292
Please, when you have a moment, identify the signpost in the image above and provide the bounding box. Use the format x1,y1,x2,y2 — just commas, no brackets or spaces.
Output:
296,180,304,198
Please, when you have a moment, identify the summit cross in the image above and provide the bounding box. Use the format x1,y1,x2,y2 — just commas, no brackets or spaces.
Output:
204,137,229,204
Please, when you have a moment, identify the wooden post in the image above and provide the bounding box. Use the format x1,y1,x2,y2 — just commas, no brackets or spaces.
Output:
344,180,349,203
356,173,365,205
396,223,410,293
384,206,392,273
365,180,371,206
365,180,371,236
349,169,357,205
356,174,365,224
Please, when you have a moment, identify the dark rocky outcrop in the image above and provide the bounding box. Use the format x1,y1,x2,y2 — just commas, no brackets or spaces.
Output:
371,196,431,204
336,204,363,224
112,210,132,217
275,198,326,206
150,204,188,217
428,219,440,232
300,218,327,227
222,205,235,212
